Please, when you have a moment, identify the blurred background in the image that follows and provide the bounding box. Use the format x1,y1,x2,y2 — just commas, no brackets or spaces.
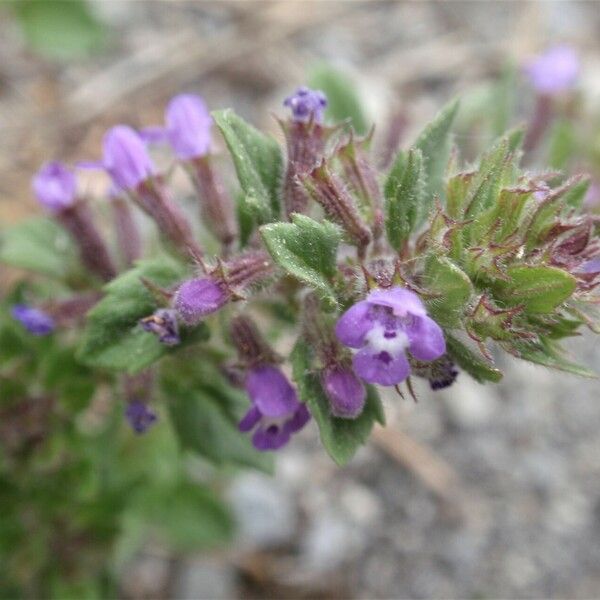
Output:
2,1,600,598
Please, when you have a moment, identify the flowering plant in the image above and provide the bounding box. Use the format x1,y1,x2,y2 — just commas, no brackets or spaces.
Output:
1,58,599,592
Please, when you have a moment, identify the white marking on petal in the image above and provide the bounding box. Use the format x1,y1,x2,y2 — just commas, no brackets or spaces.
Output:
365,323,409,355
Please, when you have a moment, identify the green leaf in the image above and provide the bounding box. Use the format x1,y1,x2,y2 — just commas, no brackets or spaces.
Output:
260,214,341,304
77,258,205,373
548,118,576,170
524,176,583,249
0,216,80,279
494,265,576,314
14,0,105,61
424,256,473,327
490,64,518,137
445,334,503,383
384,148,426,250
127,481,234,552
291,340,385,466
213,109,283,222
308,64,369,134
464,137,512,220
561,177,591,211
164,361,273,472
411,99,459,212
515,338,597,378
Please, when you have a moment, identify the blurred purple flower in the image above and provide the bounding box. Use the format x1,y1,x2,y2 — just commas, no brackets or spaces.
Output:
322,366,366,419
173,278,228,325
32,162,76,213
526,45,580,95
140,308,180,346
239,365,310,451
165,94,212,159
102,125,156,191
125,400,157,434
11,304,55,336
335,287,445,386
284,86,328,123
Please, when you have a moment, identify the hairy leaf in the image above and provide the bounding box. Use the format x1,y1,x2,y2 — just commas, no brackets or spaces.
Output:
213,109,283,222
260,214,341,304
384,148,426,250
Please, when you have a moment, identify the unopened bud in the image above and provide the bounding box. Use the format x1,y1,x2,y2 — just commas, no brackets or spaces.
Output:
322,366,366,419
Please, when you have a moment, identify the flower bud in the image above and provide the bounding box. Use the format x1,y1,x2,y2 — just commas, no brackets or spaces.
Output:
281,88,329,217
173,278,228,325
103,125,156,191
284,87,327,124
11,304,55,336
32,162,76,213
165,94,212,160
140,308,180,346
322,366,366,419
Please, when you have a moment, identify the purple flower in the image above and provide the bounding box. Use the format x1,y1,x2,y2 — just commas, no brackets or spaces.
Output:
526,45,580,95
11,304,55,336
239,365,310,451
32,162,76,213
173,278,228,325
284,86,328,123
125,400,157,434
102,125,156,191
322,366,366,419
140,308,180,345
165,94,212,160
335,287,446,386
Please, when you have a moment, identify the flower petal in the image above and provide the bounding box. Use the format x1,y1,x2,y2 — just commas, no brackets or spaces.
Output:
285,404,311,433
353,345,410,386
238,406,262,432
245,365,299,418
335,300,373,348
252,424,291,451
406,315,446,361
367,286,427,318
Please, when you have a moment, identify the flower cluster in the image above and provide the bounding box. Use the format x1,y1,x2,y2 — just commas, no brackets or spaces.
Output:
8,65,599,465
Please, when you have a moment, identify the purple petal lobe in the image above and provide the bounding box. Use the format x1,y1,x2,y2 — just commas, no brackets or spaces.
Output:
322,367,366,419
285,403,311,433
173,278,228,325
103,125,156,191
367,286,427,317
238,406,262,432
335,300,373,348
11,304,55,336
406,315,446,361
165,94,212,160
32,162,76,213
252,424,291,451
245,365,299,418
353,346,410,386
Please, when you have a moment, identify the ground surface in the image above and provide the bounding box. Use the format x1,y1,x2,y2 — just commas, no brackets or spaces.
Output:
2,2,600,598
